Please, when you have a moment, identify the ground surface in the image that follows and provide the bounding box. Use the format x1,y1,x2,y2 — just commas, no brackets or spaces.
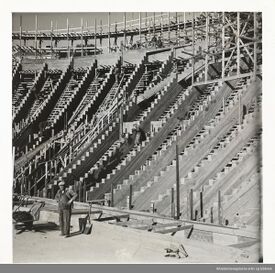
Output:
13,211,257,264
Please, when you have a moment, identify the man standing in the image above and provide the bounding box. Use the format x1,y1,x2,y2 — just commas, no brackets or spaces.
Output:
55,181,77,238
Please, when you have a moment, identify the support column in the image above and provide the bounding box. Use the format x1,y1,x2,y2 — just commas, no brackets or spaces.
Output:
19,15,22,48
81,18,84,57
35,15,38,60
175,12,178,45
124,13,127,47
128,184,133,210
94,18,97,56
50,20,53,53
218,190,222,225
168,12,171,41
192,13,195,85
190,188,193,220
222,12,225,79
108,12,111,53
210,206,214,223
139,12,142,44
100,20,103,46
170,187,175,218
44,162,48,197
237,12,240,75
239,92,242,124
111,183,114,207
119,106,124,139
67,17,70,58
205,12,209,82
175,143,180,220
153,12,156,38
83,181,87,202
253,12,257,78
200,190,203,218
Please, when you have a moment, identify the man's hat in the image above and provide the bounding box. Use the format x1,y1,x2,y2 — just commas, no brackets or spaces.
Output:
58,181,65,186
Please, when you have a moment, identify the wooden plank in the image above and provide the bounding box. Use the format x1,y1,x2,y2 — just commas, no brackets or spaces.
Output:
71,209,103,215
95,214,130,222
154,224,193,234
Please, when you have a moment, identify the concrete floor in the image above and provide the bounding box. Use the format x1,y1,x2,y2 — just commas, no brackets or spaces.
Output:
13,212,256,264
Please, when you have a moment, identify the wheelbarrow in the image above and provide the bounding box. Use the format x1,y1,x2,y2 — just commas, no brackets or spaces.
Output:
13,198,45,233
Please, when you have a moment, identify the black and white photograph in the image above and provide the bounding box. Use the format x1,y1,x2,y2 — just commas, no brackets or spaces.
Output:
9,10,265,264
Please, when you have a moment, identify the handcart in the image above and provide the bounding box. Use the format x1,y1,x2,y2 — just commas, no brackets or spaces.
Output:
13,197,45,233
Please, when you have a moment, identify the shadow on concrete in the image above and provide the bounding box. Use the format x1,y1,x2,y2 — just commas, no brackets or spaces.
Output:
15,222,59,234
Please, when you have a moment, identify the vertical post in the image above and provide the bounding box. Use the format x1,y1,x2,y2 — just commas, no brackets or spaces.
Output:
170,187,175,218
54,21,58,48
19,15,22,48
83,181,87,202
124,13,127,47
128,184,133,210
94,18,97,56
183,12,186,35
44,162,48,197
175,143,180,220
78,182,82,202
153,12,155,38
34,176,37,197
192,12,195,85
239,92,242,124
237,12,240,75
175,12,178,45
108,12,111,53
50,20,53,54
223,97,225,114
119,105,124,139
28,179,31,196
222,12,225,79
139,12,142,44
100,20,103,46
111,183,114,207
210,206,214,223
35,15,38,59
253,12,257,78
160,12,163,40
205,12,209,83
168,12,171,41
218,190,222,225
81,18,84,57
67,17,70,58
190,189,193,220
200,190,203,218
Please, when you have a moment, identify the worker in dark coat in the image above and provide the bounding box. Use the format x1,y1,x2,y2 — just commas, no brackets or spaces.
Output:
55,181,78,237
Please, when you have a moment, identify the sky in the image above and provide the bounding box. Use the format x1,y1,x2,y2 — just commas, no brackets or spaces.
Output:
11,12,199,33
12,12,181,32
